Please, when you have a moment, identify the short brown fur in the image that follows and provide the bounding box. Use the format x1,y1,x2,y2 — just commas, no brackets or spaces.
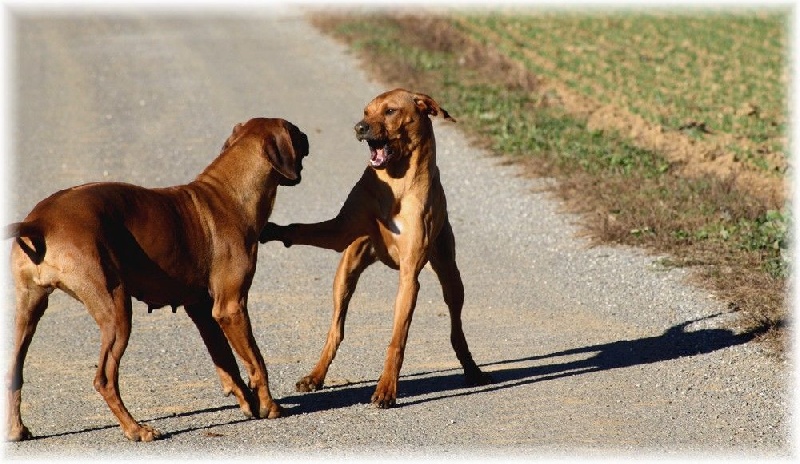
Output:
6,118,308,441
261,89,490,407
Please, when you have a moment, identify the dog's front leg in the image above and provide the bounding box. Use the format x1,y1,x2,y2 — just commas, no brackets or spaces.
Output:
211,294,282,419
260,189,374,252
372,229,428,408
297,237,377,392
260,217,363,253
185,301,258,418
372,265,423,408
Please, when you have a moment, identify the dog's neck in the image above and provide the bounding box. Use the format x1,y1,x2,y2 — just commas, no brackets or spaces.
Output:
192,140,279,232
378,121,438,193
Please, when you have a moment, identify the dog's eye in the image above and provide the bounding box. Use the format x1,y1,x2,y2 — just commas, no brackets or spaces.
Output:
385,108,397,116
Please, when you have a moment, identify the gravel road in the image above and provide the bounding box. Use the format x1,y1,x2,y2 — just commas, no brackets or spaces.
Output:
2,9,791,462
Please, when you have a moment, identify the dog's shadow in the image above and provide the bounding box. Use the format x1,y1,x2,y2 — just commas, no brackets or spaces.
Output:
20,312,768,441
282,311,769,414
18,404,247,441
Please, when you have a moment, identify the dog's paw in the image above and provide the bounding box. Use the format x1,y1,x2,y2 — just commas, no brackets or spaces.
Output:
7,424,32,442
123,424,162,442
370,381,397,409
371,392,397,409
258,401,283,419
258,223,276,243
295,376,323,392
258,222,291,246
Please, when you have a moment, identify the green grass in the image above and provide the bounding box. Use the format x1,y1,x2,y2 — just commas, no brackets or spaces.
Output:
458,12,789,172
312,13,789,351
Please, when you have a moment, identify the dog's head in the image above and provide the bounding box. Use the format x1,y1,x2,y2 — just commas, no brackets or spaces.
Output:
223,118,309,186
354,89,454,169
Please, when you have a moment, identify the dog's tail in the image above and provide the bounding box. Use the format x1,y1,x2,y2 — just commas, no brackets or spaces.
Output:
5,221,46,264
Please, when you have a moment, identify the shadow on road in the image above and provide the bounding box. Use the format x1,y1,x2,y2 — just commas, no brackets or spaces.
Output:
19,313,759,441
283,312,762,413
21,404,243,441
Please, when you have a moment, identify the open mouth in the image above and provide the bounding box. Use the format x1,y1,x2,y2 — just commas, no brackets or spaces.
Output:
367,140,393,169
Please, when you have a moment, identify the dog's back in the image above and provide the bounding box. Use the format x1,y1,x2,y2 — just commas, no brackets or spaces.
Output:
9,182,215,308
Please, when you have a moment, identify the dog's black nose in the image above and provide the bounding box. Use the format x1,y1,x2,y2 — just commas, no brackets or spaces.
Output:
354,121,370,138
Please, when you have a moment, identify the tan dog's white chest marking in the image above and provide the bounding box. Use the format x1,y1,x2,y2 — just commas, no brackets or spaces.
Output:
389,216,403,235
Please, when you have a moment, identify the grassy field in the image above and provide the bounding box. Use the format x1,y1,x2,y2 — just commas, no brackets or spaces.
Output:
457,12,788,172
310,10,790,352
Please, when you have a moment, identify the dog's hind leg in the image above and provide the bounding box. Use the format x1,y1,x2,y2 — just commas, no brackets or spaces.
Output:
6,274,49,442
185,300,257,418
296,236,376,392
80,276,162,442
429,220,491,387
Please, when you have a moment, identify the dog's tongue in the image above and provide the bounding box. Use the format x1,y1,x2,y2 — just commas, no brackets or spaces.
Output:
369,144,388,168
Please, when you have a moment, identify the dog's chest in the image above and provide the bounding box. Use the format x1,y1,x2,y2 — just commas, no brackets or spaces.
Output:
387,216,403,235
370,213,404,268
374,193,405,237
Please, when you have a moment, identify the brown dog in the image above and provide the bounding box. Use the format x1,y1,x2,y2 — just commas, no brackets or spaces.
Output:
261,89,490,408
5,118,308,442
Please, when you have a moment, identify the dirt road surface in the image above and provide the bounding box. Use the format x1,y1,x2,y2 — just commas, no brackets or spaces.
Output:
2,9,791,462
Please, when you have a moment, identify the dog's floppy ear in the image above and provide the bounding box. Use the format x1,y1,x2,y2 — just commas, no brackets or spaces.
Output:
264,120,309,185
413,93,456,122
220,122,246,153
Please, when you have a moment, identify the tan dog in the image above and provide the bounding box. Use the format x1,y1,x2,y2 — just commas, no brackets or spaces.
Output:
261,89,491,408
5,118,308,442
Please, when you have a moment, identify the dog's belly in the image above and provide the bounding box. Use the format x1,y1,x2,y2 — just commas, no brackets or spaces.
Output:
124,272,209,310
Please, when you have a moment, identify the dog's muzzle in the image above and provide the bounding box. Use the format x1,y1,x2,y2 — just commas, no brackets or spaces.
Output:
355,121,393,169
